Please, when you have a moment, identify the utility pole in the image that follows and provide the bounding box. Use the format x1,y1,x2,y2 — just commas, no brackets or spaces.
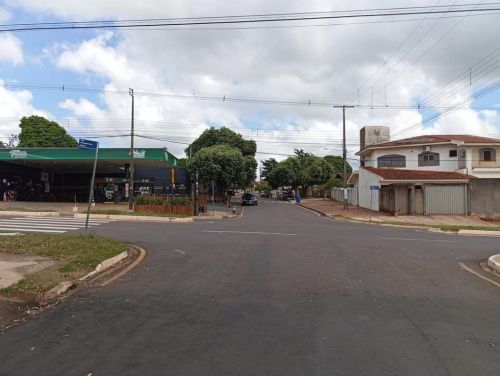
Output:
333,105,355,210
128,88,135,210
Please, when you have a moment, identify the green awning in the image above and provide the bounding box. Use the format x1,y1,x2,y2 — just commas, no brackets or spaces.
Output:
0,147,178,166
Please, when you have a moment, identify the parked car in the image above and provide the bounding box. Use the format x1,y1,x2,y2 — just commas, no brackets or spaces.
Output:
242,192,258,206
260,190,272,199
277,191,292,201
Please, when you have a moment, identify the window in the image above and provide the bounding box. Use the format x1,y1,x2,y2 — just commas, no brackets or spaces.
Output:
377,154,406,168
480,148,496,162
418,152,440,167
449,150,457,158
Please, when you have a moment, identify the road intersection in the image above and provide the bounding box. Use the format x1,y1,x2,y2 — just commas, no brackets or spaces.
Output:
0,201,499,375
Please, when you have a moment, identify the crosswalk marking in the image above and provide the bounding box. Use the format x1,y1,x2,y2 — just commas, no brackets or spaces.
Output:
12,217,110,223
0,227,67,233
0,217,113,234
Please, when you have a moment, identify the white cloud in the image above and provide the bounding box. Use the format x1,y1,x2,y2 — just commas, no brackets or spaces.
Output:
4,0,499,161
0,7,11,22
0,33,24,65
0,80,50,139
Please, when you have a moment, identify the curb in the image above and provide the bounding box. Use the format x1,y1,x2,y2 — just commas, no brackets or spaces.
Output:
45,281,74,300
458,229,500,237
296,203,328,217
73,213,193,223
43,246,140,300
0,211,59,217
79,250,129,281
487,254,500,273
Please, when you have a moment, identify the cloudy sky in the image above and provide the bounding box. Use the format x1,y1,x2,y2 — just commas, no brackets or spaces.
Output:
0,0,499,171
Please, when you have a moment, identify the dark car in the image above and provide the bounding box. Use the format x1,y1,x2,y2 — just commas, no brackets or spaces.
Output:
242,192,258,206
260,190,272,199
277,191,292,201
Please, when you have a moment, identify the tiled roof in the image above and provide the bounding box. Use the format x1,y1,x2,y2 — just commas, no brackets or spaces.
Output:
363,134,500,149
363,166,472,181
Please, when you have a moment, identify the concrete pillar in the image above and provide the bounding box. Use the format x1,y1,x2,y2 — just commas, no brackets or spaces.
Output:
411,184,416,216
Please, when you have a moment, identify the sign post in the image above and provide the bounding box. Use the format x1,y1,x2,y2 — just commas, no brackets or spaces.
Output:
79,139,99,230
369,185,380,222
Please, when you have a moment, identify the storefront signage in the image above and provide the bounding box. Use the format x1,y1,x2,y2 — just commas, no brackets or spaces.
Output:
133,149,146,159
9,150,28,159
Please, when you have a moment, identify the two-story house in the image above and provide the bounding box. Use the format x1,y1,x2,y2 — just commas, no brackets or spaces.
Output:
353,127,500,217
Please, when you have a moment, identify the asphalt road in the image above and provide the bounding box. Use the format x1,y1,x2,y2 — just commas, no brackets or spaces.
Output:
1,201,499,375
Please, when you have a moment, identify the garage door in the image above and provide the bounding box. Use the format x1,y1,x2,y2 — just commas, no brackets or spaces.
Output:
424,185,467,215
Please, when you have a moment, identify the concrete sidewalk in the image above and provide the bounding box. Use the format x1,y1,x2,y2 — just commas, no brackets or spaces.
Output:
300,198,499,228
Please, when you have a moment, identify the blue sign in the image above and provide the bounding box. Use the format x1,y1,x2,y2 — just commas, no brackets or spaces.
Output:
370,185,380,191
79,139,98,151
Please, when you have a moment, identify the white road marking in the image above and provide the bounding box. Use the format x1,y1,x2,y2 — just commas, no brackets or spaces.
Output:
0,227,66,233
12,217,111,223
0,232,22,236
0,217,112,234
202,230,296,236
0,224,80,230
171,250,186,255
380,237,461,243
0,221,86,228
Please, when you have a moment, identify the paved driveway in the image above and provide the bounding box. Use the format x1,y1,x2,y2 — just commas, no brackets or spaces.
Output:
1,200,499,375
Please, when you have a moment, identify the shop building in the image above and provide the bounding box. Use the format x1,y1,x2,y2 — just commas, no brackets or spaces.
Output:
0,147,186,202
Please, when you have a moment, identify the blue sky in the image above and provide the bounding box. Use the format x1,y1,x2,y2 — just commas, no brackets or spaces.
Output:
0,0,499,159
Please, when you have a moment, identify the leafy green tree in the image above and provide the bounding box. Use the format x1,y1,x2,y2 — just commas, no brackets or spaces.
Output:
303,156,334,186
260,158,278,180
185,127,256,157
321,177,344,189
267,157,301,189
324,155,352,173
186,145,256,194
255,181,271,192
18,116,77,147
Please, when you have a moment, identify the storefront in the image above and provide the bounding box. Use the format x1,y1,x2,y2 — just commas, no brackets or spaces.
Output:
0,147,186,202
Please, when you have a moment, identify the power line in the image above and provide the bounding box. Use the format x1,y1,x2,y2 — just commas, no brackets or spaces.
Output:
1,4,500,32
2,82,498,111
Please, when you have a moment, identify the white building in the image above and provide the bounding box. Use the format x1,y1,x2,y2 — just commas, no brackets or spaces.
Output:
353,130,500,217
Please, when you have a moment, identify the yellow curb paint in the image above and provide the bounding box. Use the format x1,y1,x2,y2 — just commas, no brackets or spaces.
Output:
458,262,500,289
100,245,146,287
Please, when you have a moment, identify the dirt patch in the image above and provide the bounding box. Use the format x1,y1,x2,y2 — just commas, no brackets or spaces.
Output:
0,245,140,331
0,254,55,289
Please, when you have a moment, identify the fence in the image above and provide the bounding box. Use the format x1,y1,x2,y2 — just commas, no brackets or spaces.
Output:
330,187,358,206
134,194,210,216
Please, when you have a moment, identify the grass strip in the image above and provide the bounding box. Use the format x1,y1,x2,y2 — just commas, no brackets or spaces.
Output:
0,234,127,295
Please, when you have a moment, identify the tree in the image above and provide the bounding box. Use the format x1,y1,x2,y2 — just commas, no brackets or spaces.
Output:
255,181,271,192
324,155,352,173
303,156,334,186
267,157,300,189
260,158,278,180
18,116,77,147
0,134,18,148
186,145,256,193
185,127,256,157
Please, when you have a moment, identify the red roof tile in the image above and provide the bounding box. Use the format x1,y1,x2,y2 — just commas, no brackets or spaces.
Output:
364,134,500,149
363,166,472,181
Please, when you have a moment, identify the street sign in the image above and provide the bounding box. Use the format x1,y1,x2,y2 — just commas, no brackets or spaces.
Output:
370,185,380,191
79,139,99,230
79,138,98,151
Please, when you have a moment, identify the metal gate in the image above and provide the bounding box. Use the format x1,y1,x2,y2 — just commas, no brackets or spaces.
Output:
424,184,467,215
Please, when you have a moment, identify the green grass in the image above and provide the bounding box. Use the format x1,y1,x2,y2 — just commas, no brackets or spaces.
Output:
0,207,56,212
362,220,500,232
0,234,127,295
326,214,500,232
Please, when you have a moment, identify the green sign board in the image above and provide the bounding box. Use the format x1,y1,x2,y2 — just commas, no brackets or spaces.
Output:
0,147,179,165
